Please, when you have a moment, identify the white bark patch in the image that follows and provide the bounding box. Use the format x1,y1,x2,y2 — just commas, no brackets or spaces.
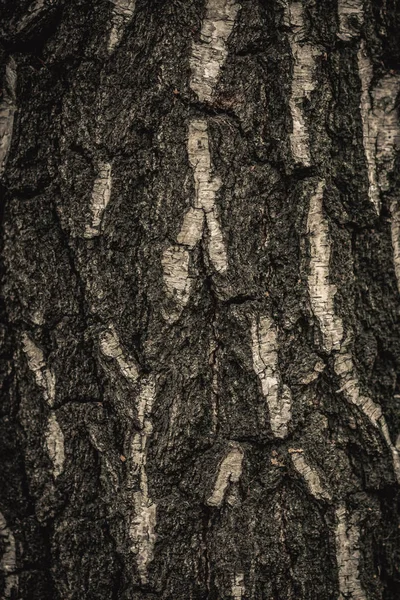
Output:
188,119,227,272
306,183,400,480
0,57,17,177
108,0,136,53
22,333,56,406
307,179,344,353
85,162,112,238
357,42,380,213
0,512,18,599
128,377,157,584
290,451,332,501
45,412,65,478
335,505,367,600
190,0,240,103
251,315,292,438
392,201,400,293
206,209,227,272
337,0,364,41
176,207,205,248
379,418,400,483
286,2,319,166
161,245,192,306
207,444,244,507
99,324,139,383
231,571,245,599
162,119,228,306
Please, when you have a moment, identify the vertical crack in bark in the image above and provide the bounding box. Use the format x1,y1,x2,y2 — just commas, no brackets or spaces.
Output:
231,571,245,599
337,0,364,42
206,443,243,507
99,324,156,584
84,162,113,239
0,512,17,599
22,334,65,479
285,1,319,166
289,449,332,501
251,315,292,438
335,505,367,600
190,0,240,104
108,0,136,54
0,57,17,178
307,180,400,482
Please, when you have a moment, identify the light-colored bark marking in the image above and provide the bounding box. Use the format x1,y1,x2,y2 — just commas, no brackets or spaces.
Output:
22,333,65,479
0,512,18,599
251,315,292,438
286,2,319,166
85,162,112,238
357,42,380,213
307,180,344,353
129,377,157,585
337,0,364,41
0,57,17,177
207,444,244,507
392,200,400,293
162,119,228,306
99,324,139,383
357,46,400,214
231,571,245,599
161,245,192,306
306,181,400,482
335,505,367,600
45,412,65,478
290,451,332,501
190,0,240,103
108,0,136,53
22,333,56,406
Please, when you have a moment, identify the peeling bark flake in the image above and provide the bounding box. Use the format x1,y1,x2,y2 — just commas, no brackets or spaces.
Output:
85,162,112,238
207,444,244,507
251,315,292,438
291,451,332,501
108,0,136,53
335,505,367,600
190,0,240,103
286,2,319,166
22,333,56,406
0,512,18,599
0,57,17,177
45,412,65,478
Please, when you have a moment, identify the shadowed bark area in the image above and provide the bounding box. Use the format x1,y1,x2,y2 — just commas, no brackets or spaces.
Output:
1,0,400,599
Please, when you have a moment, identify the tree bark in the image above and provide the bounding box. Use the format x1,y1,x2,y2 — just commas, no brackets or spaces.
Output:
1,0,400,599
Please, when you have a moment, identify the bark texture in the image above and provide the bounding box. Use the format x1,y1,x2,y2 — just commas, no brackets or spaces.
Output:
1,0,400,599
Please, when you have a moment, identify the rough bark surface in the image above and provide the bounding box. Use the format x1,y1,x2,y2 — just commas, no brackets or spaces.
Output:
1,1,400,599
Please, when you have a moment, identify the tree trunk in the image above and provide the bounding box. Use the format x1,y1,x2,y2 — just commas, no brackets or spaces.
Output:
1,0,400,598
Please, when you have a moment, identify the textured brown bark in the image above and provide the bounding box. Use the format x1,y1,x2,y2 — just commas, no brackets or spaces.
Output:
1,1,400,599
